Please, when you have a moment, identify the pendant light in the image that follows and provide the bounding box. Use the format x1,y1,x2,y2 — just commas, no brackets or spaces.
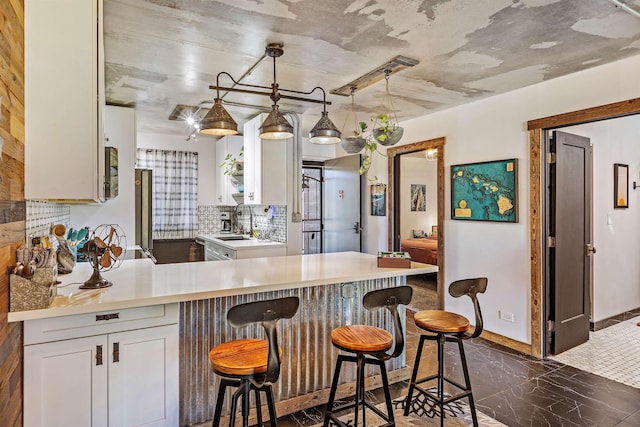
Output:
259,44,294,139
309,87,341,144
199,97,238,136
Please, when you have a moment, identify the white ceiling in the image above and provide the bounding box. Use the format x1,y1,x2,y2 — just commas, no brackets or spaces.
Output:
104,0,640,138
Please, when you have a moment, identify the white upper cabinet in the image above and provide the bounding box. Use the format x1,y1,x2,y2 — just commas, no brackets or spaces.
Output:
25,0,105,202
215,135,244,205
243,114,287,205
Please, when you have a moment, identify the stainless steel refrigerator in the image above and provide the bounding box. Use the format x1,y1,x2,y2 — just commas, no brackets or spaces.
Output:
135,169,153,251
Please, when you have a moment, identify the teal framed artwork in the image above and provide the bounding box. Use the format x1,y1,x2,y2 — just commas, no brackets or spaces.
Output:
451,158,518,222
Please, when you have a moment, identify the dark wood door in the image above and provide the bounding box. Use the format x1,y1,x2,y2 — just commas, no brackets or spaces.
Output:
549,130,592,355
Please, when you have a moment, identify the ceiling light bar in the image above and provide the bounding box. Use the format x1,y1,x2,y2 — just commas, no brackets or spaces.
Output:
330,55,419,96
202,43,339,142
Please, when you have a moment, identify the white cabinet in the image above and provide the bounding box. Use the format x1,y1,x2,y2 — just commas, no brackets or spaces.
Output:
25,0,106,202
204,239,286,261
24,305,179,427
205,240,236,260
215,135,244,205
243,114,287,205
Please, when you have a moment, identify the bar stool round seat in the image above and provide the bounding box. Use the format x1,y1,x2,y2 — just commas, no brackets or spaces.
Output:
413,310,469,334
210,339,283,377
331,325,393,353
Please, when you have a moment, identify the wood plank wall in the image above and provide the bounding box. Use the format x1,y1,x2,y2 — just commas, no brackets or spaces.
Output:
0,0,25,425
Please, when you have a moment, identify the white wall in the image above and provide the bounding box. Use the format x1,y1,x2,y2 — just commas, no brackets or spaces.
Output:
563,116,640,322
70,106,136,247
400,156,437,239
364,54,640,344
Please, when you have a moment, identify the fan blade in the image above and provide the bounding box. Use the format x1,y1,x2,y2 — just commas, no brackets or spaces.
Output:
101,251,112,268
111,245,123,257
107,226,115,245
94,236,108,249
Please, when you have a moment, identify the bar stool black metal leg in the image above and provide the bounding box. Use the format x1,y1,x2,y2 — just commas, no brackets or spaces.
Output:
324,355,345,426
254,386,263,426
265,385,277,427
378,360,394,424
457,338,478,427
437,333,445,427
404,335,427,416
228,382,245,427
354,356,364,427
212,379,230,427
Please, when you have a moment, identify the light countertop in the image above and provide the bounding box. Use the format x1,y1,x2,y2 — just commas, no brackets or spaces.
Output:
8,252,437,322
197,234,287,250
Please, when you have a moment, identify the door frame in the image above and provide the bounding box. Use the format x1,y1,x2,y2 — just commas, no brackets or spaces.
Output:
387,137,446,308
528,98,640,357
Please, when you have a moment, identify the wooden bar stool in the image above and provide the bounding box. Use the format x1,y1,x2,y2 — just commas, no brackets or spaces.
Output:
209,296,299,427
403,278,487,427
323,286,412,427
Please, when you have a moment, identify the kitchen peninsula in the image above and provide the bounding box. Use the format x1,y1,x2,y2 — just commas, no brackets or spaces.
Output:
9,252,437,427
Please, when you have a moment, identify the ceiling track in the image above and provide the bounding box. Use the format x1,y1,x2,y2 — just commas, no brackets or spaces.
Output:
331,55,419,96
606,0,640,19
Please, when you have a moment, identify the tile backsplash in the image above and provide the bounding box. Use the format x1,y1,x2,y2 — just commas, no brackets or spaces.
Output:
26,200,70,239
198,205,287,243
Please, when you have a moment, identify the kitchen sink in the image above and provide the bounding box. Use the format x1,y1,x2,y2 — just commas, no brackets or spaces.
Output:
216,235,249,241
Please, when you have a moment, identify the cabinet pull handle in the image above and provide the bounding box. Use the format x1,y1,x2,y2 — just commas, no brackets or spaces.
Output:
96,345,103,366
113,342,120,363
96,313,119,321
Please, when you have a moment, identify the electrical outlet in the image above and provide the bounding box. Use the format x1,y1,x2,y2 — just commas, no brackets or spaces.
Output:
292,212,302,222
499,310,515,323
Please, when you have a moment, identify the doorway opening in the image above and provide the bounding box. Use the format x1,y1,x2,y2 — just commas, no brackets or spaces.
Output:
387,137,445,309
302,164,323,254
528,97,640,359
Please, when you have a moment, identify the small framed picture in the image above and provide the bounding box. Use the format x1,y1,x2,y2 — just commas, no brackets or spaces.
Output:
614,163,629,209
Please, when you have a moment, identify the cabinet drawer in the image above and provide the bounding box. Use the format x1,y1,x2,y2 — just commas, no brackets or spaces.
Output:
24,303,178,345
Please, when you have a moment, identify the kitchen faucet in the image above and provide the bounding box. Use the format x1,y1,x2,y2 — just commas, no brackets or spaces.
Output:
234,203,254,236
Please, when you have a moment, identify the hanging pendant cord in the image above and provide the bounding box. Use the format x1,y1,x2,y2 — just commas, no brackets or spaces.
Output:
385,70,399,125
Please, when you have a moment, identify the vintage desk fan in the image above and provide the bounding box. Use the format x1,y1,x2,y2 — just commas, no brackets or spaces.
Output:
79,224,127,289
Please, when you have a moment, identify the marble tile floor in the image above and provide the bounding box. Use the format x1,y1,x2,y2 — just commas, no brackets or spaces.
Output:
550,315,640,389
273,282,640,427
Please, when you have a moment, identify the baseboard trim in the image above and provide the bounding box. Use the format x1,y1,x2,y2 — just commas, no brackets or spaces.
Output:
480,329,532,356
590,307,640,331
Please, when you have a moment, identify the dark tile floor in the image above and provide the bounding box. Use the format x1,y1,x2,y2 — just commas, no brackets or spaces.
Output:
274,276,640,427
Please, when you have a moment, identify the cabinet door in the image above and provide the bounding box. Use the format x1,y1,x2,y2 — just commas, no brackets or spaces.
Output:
108,325,179,427
243,114,287,205
216,135,244,205
25,0,105,202
24,336,108,427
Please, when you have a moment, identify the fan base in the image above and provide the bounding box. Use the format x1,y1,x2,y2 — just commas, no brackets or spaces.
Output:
80,268,113,289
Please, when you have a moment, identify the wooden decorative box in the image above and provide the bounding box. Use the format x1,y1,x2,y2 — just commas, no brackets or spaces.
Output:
377,251,412,268
10,266,58,311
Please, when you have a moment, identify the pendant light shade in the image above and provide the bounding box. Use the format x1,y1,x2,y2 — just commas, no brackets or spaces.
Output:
259,105,294,139
199,98,238,136
309,111,341,144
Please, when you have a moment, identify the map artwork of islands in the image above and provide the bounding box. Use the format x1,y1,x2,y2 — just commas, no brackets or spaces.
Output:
451,159,517,222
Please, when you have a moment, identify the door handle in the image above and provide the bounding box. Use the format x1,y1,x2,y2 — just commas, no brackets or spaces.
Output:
352,222,361,234
586,244,597,255
96,345,103,366
113,342,120,363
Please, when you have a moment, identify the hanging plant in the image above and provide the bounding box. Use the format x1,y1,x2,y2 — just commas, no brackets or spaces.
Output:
342,121,368,154
371,113,404,146
340,89,368,154
220,145,244,176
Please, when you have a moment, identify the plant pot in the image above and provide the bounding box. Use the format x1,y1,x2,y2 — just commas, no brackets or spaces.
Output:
341,136,367,153
372,127,404,146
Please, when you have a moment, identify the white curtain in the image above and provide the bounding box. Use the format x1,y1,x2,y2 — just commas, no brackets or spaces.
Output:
136,149,198,239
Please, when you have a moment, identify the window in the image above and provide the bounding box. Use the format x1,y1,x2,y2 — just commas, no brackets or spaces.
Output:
136,149,198,239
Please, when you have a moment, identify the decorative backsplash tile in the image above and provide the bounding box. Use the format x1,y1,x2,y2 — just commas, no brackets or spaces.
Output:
26,200,70,239
198,205,287,243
